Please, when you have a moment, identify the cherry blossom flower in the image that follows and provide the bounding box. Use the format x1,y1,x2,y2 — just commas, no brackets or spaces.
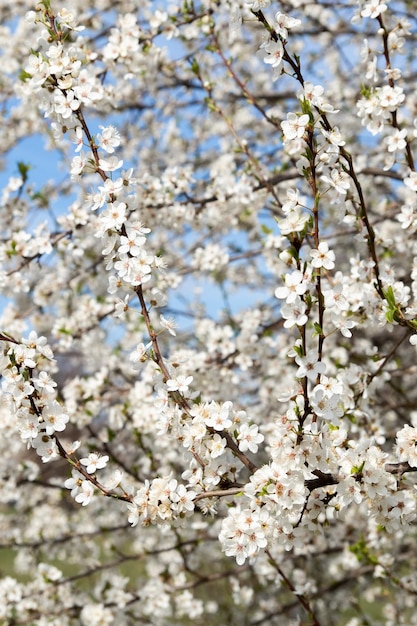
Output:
281,113,310,141
130,341,152,363
281,296,308,328
96,125,121,153
114,294,130,318
278,207,310,235
208,433,227,458
80,452,110,474
42,400,69,435
100,202,127,230
54,91,80,119
98,156,124,172
309,385,343,421
75,480,95,506
274,12,301,39
295,351,327,381
118,232,146,256
396,424,417,467
329,311,356,338
166,375,193,394
204,401,233,430
361,1,388,19
160,314,177,336
170,484,196,514
71,151,87,177
404,171,417,191
385,128,407,152
80,604,114,626
18,414,40,441
275,269,308,303
31,434,58,462
262,40,284,69
321,169,350,194
65,470,84,499
237,423,264,453
310,242,336,270
250,0,271,10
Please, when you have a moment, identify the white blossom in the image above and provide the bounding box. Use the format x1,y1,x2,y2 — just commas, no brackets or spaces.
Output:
80,453,110,474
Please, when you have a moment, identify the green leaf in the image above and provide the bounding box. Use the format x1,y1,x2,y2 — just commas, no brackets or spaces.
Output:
313,322,323,337
360,84,372,98
300,98,312,115
17,161,31,182
190,58,200,75
292,343,304,358
19,69,32,82
351,461,365,476
349,537,378,565
385,309,395,323
58,327,72,336
107,428,116,442
383,286,402,323
384,286,396,308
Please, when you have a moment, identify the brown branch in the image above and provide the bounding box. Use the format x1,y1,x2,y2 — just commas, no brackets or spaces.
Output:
265,549,323,626
135,284,258,473
194,487,243,502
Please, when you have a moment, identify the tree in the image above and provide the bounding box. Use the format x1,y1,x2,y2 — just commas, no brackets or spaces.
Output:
1,0,417,623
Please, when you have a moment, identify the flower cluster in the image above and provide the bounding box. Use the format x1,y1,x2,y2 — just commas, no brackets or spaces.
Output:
219,506,270,565
1,0,417,624
127,476,196,526
1,332,65,463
